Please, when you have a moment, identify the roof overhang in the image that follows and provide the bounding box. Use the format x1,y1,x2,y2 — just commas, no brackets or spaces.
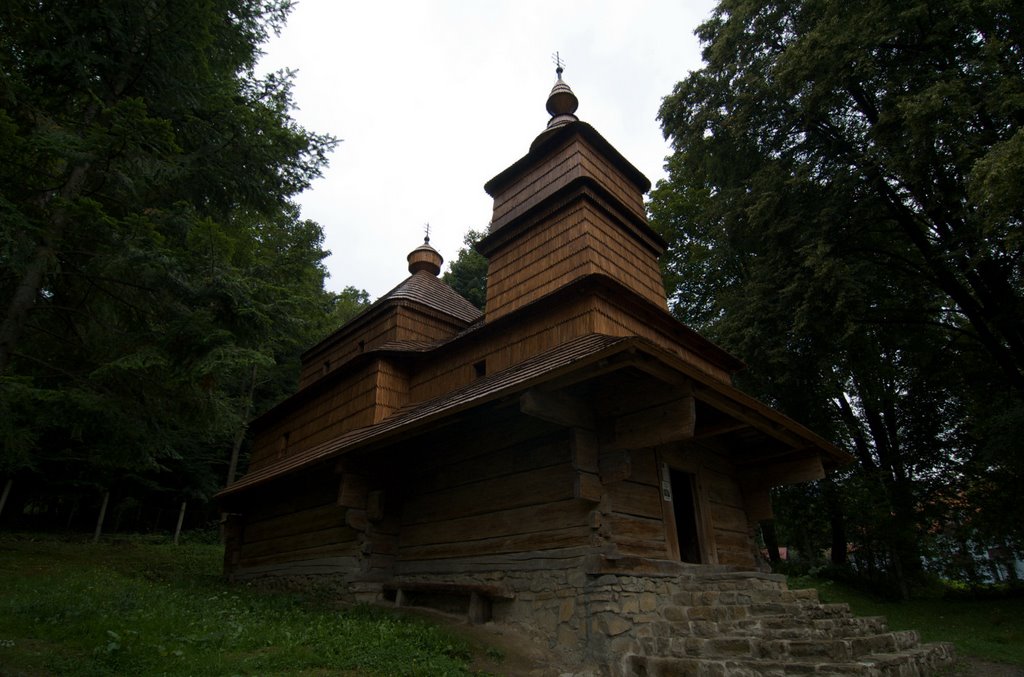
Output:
218,333,850,503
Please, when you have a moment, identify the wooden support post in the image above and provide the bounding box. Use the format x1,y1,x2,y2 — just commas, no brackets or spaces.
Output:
173,501,187,545
93,490,109,544
468,591,491,624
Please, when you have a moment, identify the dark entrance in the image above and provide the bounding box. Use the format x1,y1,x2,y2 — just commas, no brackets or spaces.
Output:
670,469,702,564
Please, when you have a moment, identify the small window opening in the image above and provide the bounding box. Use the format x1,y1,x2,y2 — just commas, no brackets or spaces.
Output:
473,360,486,378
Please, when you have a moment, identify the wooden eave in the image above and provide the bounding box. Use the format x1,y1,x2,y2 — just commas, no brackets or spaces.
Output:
484,121,651,197
219,333,848,503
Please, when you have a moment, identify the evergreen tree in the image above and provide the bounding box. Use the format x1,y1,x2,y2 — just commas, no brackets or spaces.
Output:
0,0,340,529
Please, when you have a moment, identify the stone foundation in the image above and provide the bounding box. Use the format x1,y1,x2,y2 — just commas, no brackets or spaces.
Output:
237,559,956,676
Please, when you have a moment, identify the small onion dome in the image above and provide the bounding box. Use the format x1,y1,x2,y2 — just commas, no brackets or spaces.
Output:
545,67,579,129
407,237,443,275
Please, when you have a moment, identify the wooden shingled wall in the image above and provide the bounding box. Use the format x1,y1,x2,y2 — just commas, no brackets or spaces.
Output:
485,200,667,321
299,304,468,390
484,130,667,324
488,135,646,232
249,362,381,472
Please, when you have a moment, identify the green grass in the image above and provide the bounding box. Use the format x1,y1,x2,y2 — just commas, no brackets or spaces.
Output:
0,534,488,676
788,575,1024,666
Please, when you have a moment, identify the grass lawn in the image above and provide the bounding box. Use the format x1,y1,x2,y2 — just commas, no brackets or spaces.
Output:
788,575,1024,667
0,534,494,676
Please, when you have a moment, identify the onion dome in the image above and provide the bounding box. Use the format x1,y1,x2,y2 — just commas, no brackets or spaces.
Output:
407,236,443,276
545,63,579,129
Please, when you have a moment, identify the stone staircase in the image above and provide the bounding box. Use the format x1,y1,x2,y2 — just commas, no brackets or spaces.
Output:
624,572,956,676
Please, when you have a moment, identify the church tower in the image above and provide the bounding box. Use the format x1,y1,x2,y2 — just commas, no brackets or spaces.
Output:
479,65,669,321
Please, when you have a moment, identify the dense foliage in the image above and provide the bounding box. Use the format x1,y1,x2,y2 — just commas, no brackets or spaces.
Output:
442,229,488,310
651,0,1023,590
0,1,364,531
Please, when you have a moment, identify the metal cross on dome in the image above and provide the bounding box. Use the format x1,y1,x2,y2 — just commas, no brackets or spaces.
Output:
552,51,565,77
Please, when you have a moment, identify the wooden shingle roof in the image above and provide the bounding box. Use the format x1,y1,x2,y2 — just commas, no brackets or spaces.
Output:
219,333,845,500
377,270,482,324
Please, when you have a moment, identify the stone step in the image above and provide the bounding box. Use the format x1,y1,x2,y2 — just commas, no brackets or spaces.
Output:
659,630,922,662
626,641,956,676
672,586,821,607
739,615,892,640
659,599,853,626
677,613,891,640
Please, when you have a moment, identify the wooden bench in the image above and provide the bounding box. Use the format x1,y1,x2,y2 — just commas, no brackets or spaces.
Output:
382,580,514,624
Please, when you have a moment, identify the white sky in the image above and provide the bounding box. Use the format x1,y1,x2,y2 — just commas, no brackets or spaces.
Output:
259,0,716,300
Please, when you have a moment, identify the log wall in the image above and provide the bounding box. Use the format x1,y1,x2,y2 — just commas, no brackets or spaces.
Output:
657,442,758,569
231,471,359,574
599,448,670,559
394,424,594,570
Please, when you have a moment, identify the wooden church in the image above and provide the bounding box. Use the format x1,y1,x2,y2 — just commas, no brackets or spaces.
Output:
217,69,954,675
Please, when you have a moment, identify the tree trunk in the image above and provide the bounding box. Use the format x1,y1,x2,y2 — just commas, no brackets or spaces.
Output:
824,478,848,566
0,161,91,376
761,520,782,563
225,363,258,487
173,501,186,545
0,478,11,520
93,490,110,543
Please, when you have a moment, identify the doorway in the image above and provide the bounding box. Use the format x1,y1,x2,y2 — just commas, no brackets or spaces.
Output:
669,469,703,564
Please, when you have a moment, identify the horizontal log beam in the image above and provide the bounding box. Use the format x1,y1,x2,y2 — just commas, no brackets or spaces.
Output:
520,389,596,430
613,395,695,448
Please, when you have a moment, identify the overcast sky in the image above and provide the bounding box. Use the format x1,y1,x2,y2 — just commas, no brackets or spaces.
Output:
259,0,717,300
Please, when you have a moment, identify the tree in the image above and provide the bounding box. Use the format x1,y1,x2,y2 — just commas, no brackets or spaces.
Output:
652,0,1023,586
442,229,488,310
663,0,1023,393
0,0,339,530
